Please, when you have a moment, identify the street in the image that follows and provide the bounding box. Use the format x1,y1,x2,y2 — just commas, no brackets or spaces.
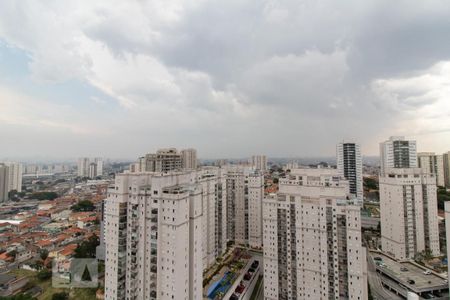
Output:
366,249,402,300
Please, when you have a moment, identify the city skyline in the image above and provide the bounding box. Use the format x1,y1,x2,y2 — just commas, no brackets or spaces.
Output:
1,1,450,158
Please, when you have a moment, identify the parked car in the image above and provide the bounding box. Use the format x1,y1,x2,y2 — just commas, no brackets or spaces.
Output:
423,270,432,275
400,267,408,272
373,257,382,261
407,279,415,285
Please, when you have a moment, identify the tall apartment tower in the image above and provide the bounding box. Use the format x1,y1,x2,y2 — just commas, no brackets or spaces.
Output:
445,202,450,293
226,167,247,244
248,171,264,249
336,142,363,202
418,152,445,186
142,148,183,172
88,163,98,179
2,162,23,192
77,158,90,177
252,155,267,172
263,168,367,300
181,148,198,170
443,151,450,188
225,166,264,246
94,158,103,176
0,164,9,202
196,167,228,267
104,168,227,300
380,168,440,259
380,136,417,176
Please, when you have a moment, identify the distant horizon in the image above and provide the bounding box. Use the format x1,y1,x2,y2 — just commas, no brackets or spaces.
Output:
0,155,381,164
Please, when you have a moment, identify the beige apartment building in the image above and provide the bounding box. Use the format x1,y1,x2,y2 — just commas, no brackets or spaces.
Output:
263,168,367,300
104,167,227,300
380,168,440,259
418,152,445,187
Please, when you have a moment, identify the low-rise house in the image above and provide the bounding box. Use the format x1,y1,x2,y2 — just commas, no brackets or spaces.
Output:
51,209,71,221
77,216,97,229
0,223,12,233
36,239,54,251
5,244,32,263
41,222,67,234
0,252,14,263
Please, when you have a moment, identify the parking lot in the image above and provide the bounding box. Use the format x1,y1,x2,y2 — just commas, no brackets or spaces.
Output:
371,251,448,297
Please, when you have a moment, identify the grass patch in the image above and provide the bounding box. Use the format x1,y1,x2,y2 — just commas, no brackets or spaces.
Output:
10,269,97,300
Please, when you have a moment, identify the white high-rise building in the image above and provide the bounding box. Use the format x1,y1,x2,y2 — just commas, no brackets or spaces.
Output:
252,155,267,172
181,148,198,170
380,168,440,259
104,168,227,300
225,166,264,246
2,162,23,192
445,202,450,293
0,164,9,202
418,152,445,187
337,142,363,202
195,167,228,267
248,171,264,249
380,136,417,176
142,148,183,172
226,166,246,244
77,158,90,177
88,163,98,179
263,168,367,300
443,151,450,188
78,158,103,178
94,158,103,176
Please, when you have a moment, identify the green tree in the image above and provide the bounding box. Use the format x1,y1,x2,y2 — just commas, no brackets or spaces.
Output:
31,192,58,201
40,249,49,261
74,235,100,258
51,292,68,300
37,268,52,281
71,200,95,212
7,250,17,259
437,187,450,209
363,177,378,190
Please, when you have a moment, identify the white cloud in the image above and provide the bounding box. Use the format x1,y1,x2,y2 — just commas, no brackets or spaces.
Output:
0,85,108,135
0,0,450,157
371,61,450,149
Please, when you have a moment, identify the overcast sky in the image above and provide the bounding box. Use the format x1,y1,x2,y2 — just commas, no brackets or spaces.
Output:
1,0,450,160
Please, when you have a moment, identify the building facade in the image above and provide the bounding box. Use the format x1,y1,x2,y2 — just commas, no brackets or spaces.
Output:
248,171,264,249
78,157,102,178
225,167,246,244
380,168,440,259
443,151,450,188
77,158,90,177
1,162,22,192
380,136,417,176
252,155,268,172
445,202,450,293
0,164,9,202
94,158,103,176
337,142,363,202
104,168,227,300
418,152,445,187
143,148,183,172
181,148,198,170
263,168,367,300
